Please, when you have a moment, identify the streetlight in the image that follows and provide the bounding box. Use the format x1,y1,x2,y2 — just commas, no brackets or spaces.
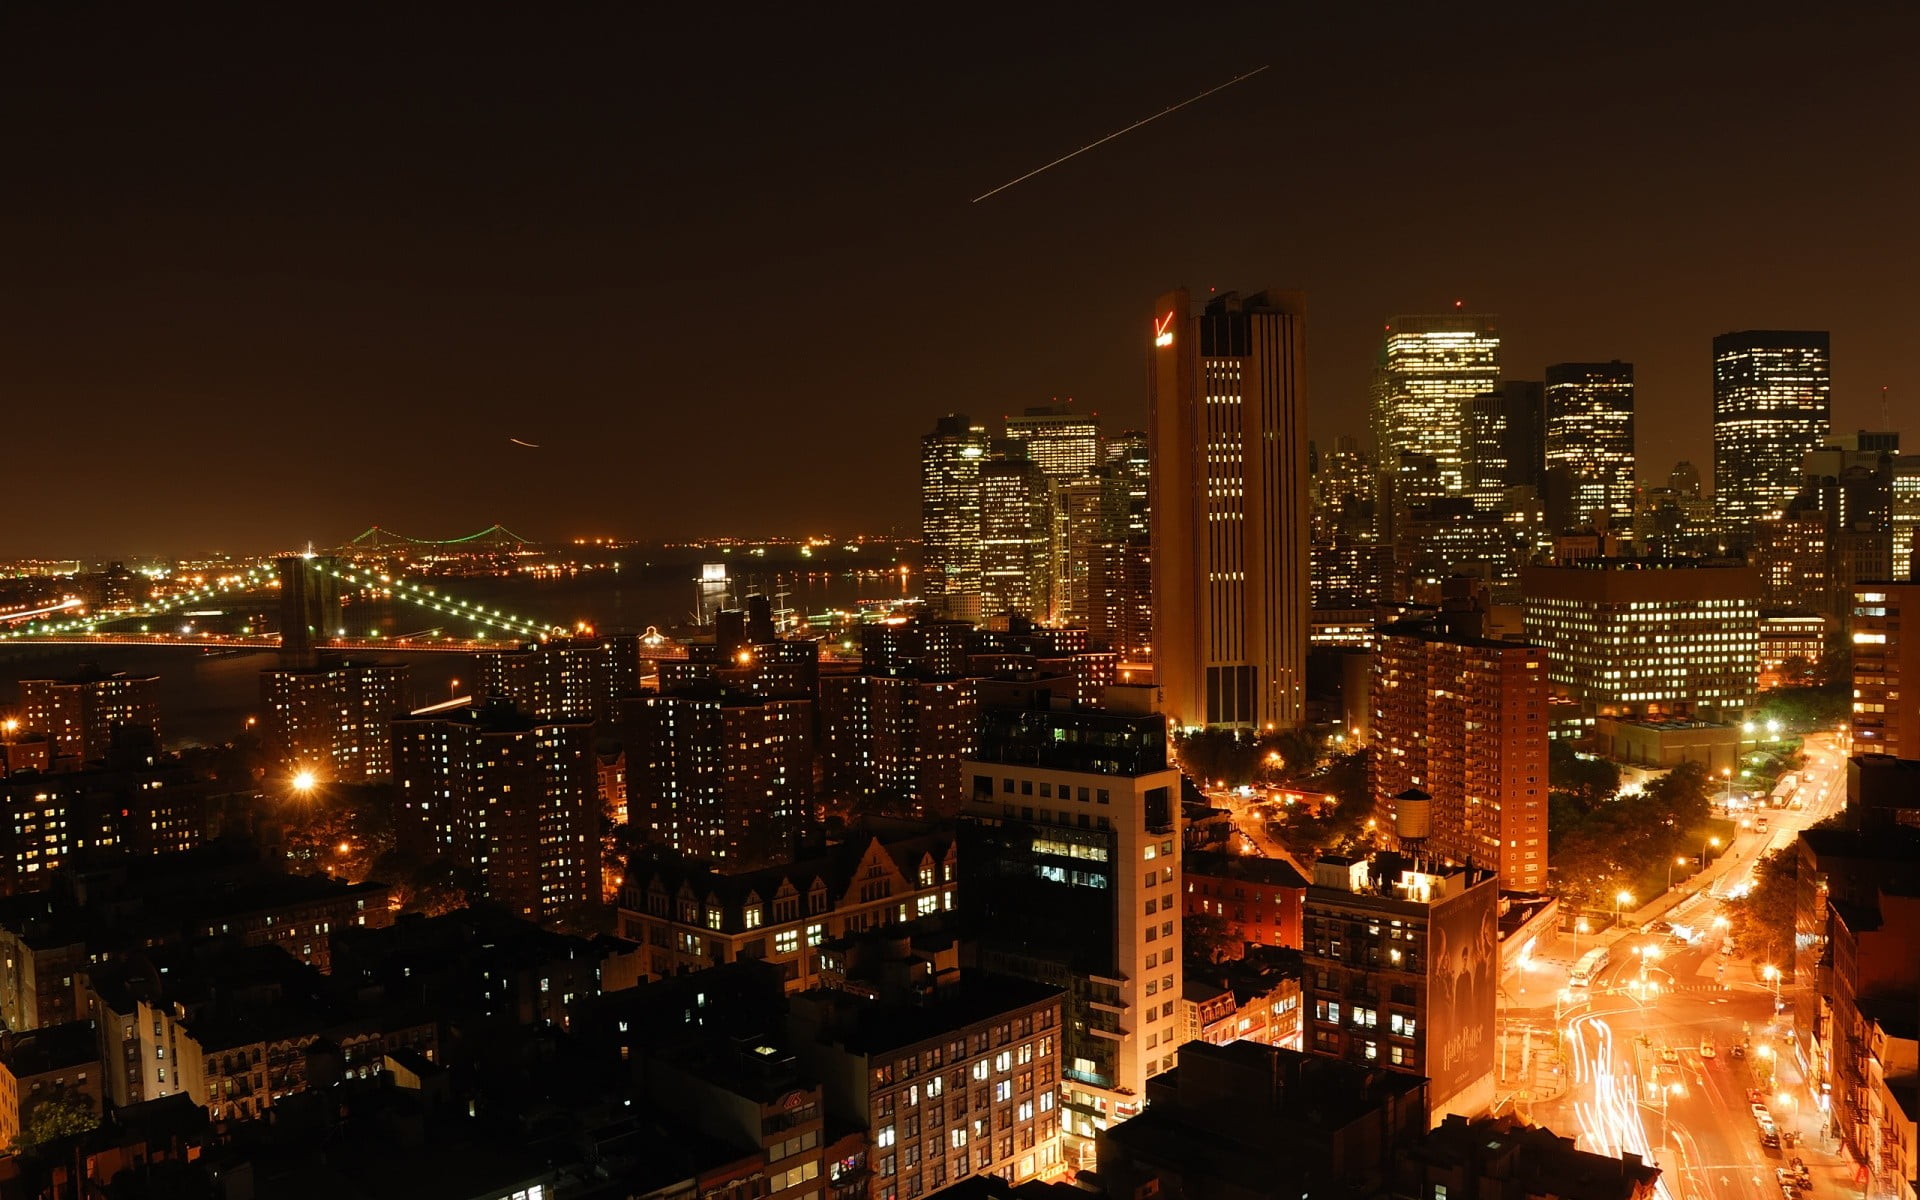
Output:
1573,916,1591,957
449,678,462,700
291,769,317,795
1668,856,1688,891
1615,890,1634,927
1764,963,1782,1010
1702,835,1721,865
1721,766,1734,810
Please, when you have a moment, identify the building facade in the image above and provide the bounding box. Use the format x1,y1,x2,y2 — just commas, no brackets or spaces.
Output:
1521,560,1759,719
1712,330,1832,535
1851,583,1920,758
18,670,161,769
922,416,991,622
391,698,598,921
1302,854,1500,1122
1373,315,1502,500
617,833,958,989
259,660,409,782
1370,620,1549,890
1544,361,1635,533
1148,287,1309,731
619,689,814,869
959,702,1182,1151
477,636,640,722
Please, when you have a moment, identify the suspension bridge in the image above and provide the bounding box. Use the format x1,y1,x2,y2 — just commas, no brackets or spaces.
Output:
0,526,569,656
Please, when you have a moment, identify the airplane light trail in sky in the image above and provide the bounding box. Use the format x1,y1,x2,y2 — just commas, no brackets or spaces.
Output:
509,438,542,449
972,66,1270,203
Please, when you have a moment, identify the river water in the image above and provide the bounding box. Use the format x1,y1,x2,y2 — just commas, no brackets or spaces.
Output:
0,550,913,748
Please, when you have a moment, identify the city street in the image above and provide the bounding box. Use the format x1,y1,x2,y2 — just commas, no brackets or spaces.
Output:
1493,729,1859,1200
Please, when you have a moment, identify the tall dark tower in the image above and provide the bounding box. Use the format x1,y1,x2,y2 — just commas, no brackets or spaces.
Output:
277,555,342,666
1148,287,1309,731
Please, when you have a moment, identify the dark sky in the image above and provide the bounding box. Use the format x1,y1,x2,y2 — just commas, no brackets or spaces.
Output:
4,4,1916,558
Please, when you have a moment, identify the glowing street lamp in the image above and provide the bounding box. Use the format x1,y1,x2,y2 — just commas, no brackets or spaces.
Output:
1615,890,1634,926
1722,766,1734,809
1764,962,1782,1009
1573,915,1591,957
1702,835,1721,865
291,770,317,795
1668,855,1689,891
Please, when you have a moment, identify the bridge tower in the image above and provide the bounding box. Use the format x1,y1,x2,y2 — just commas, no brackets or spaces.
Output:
277,555,343,666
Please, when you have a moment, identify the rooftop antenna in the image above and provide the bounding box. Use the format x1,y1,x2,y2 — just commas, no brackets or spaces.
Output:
1882,385,1890,431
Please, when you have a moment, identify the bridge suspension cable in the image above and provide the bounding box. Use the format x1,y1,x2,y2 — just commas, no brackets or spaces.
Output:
0,567,278,641
311,562,560,640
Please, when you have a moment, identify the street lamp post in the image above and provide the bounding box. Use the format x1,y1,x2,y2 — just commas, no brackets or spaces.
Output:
1702,835,1721,865
1721,766,1734,812
1667,856,1689,892
1573,916,1590,957
1615,890,1634,928
1764,963,1782,1011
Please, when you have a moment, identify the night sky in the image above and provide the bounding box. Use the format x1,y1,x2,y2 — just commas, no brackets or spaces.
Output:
5,5,1915,558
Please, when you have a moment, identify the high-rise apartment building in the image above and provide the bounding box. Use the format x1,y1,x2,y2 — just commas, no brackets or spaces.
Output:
922,414,990,621
260,660,409,781
819,620,978,818
17,670,161,769
1302,853,1499,1122
1004,404,1100,482
1370,619,1548,889
1712,331,1832,534
978,457,1053,622
959,700,1182,1151
390,698,598,921
1521,560,1759,718
478,636,639,722
1373,314,1502,498
1850,583,1920,758
1148,288,1309,731
619,688,813,868
1544,362,1635,532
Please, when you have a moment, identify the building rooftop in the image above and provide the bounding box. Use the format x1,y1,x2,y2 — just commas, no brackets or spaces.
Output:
791,973,1063,1058
0,1019,99,1078
1183,850,1308,890
1403,1114,1661,1200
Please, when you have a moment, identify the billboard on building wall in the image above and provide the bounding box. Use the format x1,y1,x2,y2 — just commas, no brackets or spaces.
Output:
1425,879,1498,1108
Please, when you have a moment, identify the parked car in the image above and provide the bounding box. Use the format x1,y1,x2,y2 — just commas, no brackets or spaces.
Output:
1776,1168,1798,1198
1700,1039,1716,1059
1732,1044,1748,1059
1661,1047,1680,1064
1789,1157,1813,1187
1752,1103,1774,1124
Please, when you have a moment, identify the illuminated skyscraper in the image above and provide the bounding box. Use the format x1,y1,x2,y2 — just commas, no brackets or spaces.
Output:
1372,314,1501,498
1544,361,1636,532
1004,404,1100,482
1148,288,1309,731
978,457,1053,621
1104,430,1151,538
921,414,990,621
1894,455,1920,579
1712,330,1831,533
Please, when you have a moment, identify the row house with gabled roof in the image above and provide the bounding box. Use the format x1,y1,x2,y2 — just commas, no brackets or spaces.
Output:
617,828,959,991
